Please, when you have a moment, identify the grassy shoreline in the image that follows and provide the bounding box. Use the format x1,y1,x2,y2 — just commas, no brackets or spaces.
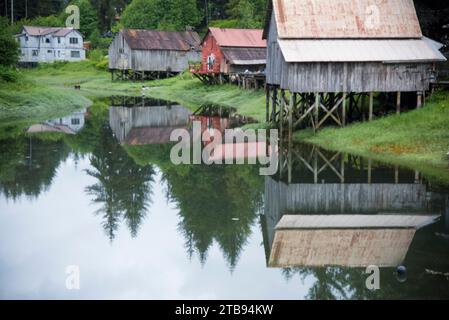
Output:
295,92,449,182
2,61,448,181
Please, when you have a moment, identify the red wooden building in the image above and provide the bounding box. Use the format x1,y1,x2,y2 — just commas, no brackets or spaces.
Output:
191,28,267,84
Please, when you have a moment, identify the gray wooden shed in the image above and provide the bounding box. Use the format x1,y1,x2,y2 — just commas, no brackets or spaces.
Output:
109,29,201,80
262,0,447,131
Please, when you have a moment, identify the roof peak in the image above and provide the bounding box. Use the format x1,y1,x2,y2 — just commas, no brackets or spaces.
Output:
267,0,423,39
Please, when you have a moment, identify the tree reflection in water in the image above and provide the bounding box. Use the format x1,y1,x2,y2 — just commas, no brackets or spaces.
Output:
85,125,156,241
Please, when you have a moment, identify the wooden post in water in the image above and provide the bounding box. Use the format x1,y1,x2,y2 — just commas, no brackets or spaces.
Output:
396,92,401,115
369,92,374,121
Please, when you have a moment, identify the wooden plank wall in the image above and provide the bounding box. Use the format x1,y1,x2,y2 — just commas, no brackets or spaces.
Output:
264,177,428,215
108,32,132,70
281,62,432,93
131,50,200,73
266,12,433,92
109,31,200,72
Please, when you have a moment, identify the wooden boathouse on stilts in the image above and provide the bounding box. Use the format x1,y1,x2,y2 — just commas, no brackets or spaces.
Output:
191,28,267,87
263,0,447,135
109,29,201,81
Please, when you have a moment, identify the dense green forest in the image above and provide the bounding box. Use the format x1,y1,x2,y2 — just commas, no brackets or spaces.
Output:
2,0,448,37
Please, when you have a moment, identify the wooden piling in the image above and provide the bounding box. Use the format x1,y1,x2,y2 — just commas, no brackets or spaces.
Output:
314,93,320,131
369,92,374,121
417,91,423,109
396,92,401,115
266,85,270,122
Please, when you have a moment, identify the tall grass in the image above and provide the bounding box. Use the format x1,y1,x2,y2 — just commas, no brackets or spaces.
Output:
295,91,449,182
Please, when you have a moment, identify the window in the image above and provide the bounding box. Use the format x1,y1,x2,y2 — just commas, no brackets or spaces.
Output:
58,51,61,57
45,38,50,43
48,50,52,53
70,37,78,45
71,118,80,125
119,48,124,54
25,36,29,42
71,51,80,58
58,38,61,44
207,54,216,71
32,50,39,57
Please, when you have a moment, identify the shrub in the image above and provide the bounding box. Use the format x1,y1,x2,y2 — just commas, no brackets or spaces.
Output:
0,66,20,82
95,58,109,71
88,49,105,62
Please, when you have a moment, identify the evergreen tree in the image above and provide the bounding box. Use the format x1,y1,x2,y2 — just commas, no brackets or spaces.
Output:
0,16,19,67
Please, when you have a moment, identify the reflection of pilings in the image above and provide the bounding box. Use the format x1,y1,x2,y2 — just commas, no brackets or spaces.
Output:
110,96,174,108
280,145,346,184
279,144,422,185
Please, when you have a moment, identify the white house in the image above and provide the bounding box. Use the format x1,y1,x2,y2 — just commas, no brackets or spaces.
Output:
16,26,86,64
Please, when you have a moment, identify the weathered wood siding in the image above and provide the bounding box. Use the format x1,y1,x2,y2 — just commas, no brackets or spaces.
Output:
266,12,284,85
280,62,432,92
109,31,200,72
108,32,132,70
131,49,200,72
200,32,223,73
266,11,433,92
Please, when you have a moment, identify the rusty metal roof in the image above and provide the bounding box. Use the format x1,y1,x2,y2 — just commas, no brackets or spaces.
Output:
222,47,267,65
269,0,423,39
21,26,77,37
207,28,266,48
269,214,439,268
122,29,201,51
278,37,447,63
269,229,416,267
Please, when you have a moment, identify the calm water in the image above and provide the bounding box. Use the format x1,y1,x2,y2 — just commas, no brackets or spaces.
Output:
0,97,448,300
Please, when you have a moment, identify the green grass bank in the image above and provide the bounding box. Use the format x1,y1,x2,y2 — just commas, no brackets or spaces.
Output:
2,60,448,181
295,92,449,182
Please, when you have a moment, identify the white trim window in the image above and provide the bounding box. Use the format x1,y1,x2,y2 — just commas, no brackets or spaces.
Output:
71,51,80,58
69,37,79,45
32,50,39,57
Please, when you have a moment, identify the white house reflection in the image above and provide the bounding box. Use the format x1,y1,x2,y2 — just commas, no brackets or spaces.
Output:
27,108,87,135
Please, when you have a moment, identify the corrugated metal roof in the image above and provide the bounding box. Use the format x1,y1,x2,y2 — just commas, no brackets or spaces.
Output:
221,47,266,65
207,28,266,48
278,37,447,63
271,0,423,39
276,215,440,230
122,29,201,51
269,229,415,267
22,26,76,37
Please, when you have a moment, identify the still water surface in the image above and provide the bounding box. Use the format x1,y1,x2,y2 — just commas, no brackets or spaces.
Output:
0,97,448,299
